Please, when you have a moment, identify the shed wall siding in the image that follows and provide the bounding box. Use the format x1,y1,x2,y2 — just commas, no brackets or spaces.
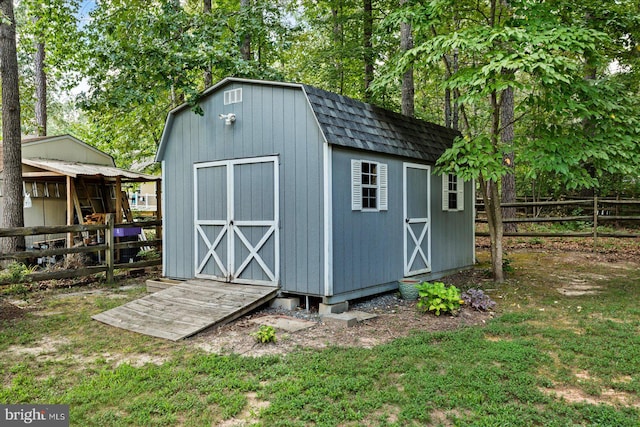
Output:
331,149,404,294
161,83,325,295
429,175,475,272
331,148,474,297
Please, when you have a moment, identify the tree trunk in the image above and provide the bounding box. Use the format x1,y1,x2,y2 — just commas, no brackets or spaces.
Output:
240,0,251,61
481,177,504,282
331,7,344,94
486,88,505,282
0,0,26,254
443,50,460,129
35,38,47,136
363,0,374,101
399,0,414,117
203,0,212,88
500,79,516,231
452,49,459,130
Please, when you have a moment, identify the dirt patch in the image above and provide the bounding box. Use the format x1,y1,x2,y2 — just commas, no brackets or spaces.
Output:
4,331,167,368
6,336,71,358
190,268,493,357
102,352,169,368
477,236,640,263
0,300,26,322
216,392,270,427
540,386,640,408
193,303,492,358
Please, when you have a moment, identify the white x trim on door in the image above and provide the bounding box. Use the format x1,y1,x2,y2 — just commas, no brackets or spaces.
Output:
195,221,228,277
232,221,277,282
405,218,429,275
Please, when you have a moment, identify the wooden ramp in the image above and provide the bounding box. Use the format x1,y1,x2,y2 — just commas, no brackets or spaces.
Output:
92,280,279,341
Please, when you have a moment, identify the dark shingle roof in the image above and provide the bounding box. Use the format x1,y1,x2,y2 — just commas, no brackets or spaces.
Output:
303,85,460,163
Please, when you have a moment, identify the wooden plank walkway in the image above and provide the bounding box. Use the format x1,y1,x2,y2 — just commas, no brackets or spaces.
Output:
92,280,279,341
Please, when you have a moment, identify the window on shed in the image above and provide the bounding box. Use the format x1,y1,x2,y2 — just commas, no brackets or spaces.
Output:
352,160,388,212
442,173,464,212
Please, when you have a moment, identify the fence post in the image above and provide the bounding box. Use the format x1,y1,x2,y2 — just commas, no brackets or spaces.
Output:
593,196,598,251
106,214,115,283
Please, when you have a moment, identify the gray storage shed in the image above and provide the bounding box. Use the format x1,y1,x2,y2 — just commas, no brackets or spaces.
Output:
156,77,474,304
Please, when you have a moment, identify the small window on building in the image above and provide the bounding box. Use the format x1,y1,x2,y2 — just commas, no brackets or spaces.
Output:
442,173,464,212
352,160,388,212
224,88,242,105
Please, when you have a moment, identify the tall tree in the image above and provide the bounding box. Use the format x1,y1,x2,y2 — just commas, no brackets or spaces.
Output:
0,0,25,253
76,0,289,168
240,0,252,60
16,0,82,136
288,0,389,100
499,78,516,231
33,16,46,136
399,0,414,117
363,0,374,100
203,0,212,88
385,0,636,281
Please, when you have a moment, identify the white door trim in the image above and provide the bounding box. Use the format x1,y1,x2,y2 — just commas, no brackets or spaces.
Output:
323,143,333,296
403,163,432,276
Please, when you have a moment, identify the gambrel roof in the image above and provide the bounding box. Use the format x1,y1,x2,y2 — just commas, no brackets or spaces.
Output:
156,78,460,163
302,85,459,163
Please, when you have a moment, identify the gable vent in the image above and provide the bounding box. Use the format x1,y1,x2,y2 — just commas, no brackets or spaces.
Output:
224,88,242,105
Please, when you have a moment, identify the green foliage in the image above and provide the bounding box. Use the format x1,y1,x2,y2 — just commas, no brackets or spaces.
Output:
14,0,84,135
502,257,515,273
524,77,640,191
0,262,36,285
251,325,277,344
416,281,463,316
136,248,160,260
74,0,292,169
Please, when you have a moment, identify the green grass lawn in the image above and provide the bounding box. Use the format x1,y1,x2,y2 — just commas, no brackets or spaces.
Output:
1,250,639,426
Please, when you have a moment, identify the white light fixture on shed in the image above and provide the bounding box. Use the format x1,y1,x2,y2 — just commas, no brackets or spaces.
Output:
219,113,236,126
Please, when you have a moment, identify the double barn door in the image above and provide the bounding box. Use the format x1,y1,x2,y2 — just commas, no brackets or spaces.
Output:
194,156,279,286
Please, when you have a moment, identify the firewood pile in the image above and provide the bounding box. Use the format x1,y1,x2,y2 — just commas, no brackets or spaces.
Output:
83,213,107,224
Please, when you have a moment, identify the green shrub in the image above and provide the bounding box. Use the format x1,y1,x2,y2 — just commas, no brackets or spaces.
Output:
416,281,463,316
137,248,160,260
503,257,515,273
0,262,36,285
251,325,277,343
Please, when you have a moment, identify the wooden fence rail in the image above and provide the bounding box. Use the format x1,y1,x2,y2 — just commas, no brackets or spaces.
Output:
0,215,161,286
475,197,640,239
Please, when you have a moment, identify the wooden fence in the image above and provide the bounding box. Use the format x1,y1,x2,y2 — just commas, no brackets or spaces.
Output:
0,214,161,286
476,197,640,239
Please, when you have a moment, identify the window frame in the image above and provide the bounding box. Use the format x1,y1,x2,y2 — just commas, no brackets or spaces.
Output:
442,173,464,212
351,159,388,212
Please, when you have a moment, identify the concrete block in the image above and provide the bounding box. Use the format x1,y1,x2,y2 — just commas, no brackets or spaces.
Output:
320,310,377,328
270,297,300,311
319,301,349,315
321,312,359,327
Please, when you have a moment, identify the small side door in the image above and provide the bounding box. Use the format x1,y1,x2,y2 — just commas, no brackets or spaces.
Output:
403,163,431,276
